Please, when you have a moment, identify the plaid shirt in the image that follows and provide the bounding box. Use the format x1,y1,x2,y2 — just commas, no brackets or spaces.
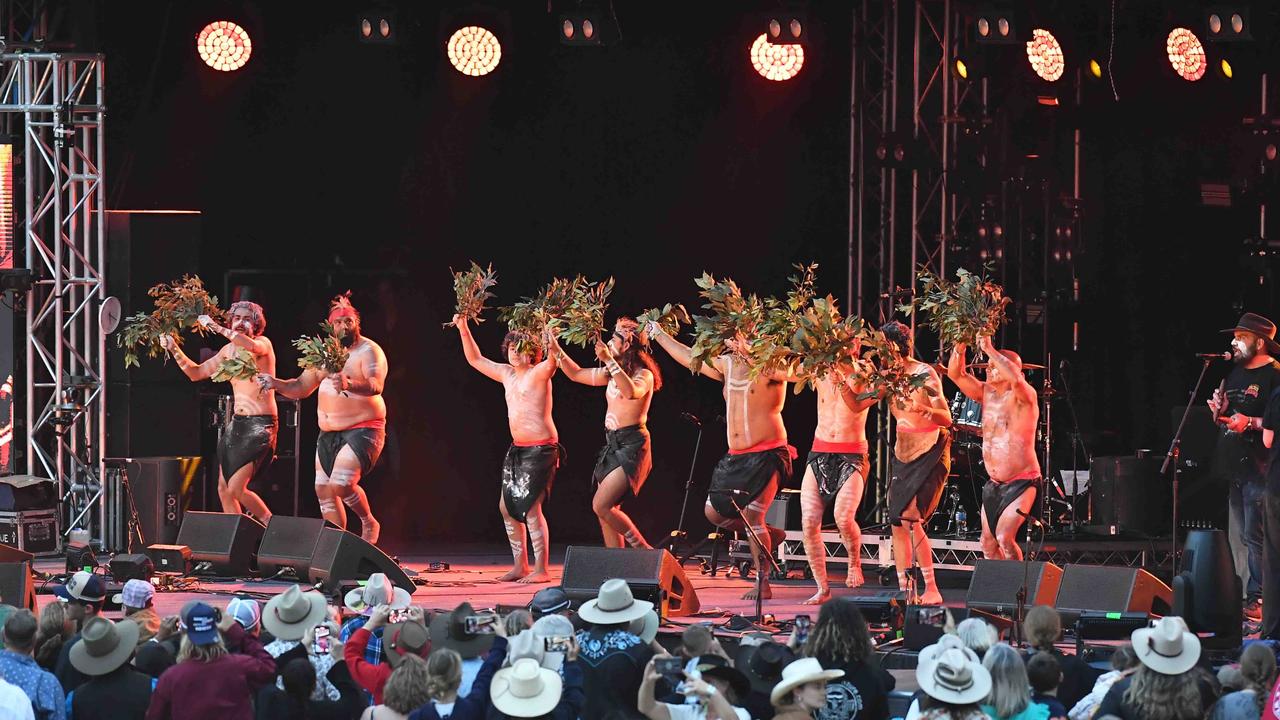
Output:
340,615,384,665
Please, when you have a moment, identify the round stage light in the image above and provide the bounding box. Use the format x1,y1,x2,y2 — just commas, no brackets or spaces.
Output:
1166,27,1207,82
1025,29,1064,82
197,21,252,72
750,33,804,82
447,25,502,77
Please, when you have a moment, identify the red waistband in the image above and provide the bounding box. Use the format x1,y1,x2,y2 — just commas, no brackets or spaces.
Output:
812,438,869,454
514,437,558,448
897,424,941,434
729,439,797,459
347,418,386,431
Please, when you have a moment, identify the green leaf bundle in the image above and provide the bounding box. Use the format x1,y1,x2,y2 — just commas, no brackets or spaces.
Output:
637,303,691,338
555,277,614,348
445,261,498,327
853,328,929,409
210,347,260,382
293,323,350,373
783,296,867,394
747,263,821,381
900,266,1010,349
687,273,765,375
116,275,226,368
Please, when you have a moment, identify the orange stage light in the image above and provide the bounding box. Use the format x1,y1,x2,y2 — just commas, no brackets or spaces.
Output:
1025,29,1065,82
197,21,252,72
1166,27,1207,82
751,33,804,82
0,144,10,270
447,26,502,77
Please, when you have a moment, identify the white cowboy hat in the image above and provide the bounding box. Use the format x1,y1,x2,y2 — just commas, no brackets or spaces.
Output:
576,578,653,625
918,633,981,666
629,609,659,644
491,657,563,717
770,657,845,707
917,647,993,705
343,573,411,616
1132,616,1201,676
262,585,330,641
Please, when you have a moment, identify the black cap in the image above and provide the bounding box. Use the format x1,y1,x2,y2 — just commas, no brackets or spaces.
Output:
529,586,571,617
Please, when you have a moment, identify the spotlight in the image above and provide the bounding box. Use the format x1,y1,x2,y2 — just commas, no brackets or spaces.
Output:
750,33,804,82
196,20,252,72
871,132,922,169
1088,59,1103,79
559,7,618,46
1025,29,1065,82
1166,27,1207,82
764,11,806,47
952,47,988,81
1205,6,1251,41
447,25,502,77
1219,57,1233,79
358,10,395,44
973,3,1021,45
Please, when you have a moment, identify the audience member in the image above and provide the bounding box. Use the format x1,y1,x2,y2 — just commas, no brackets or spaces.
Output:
342,574,410,667
65,617,152,720
115,581,160,644
366,654,432,720
629,611,661,654
530,616,576,673
638,654,751,720
255,655,365,720
917,646,992,720
575,579,655,719
736,639,795,720
503,610,533,639
770,657,845,720
802,598,894,720
1210,643,1276,720
0,674,32,719
405,625,508,720
429,603,495,697
260,585,344,701
905,636,983,720
1027,652,1069,719
225,598,262,637
52,571,107,693
1023,606,1102,710
1069,645,1138,720
0,609,65,720
34,603,72,673
679,626,713,660
1095,617,1216,720
956,618,998,661
348,605,434,704
528,588,572,621
490,654,583,720
1221,666,1247,695
144,601,276,720
982,643,1049,720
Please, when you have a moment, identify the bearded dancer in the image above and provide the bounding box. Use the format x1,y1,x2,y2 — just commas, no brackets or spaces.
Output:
161,302,277,523
882,321,952,605
799,358,877,605
947,334,1040,560
454,315,560,583
257,294,387,543
649,323,792,600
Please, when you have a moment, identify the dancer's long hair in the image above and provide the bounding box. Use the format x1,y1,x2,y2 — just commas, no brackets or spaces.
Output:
615,317,662,392
1122,665,1203,720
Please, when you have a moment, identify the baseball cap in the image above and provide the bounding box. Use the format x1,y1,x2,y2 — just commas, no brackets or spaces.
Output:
529,587,571,617
53,571,106,604
112,579,155,609
225,597,260,631
181,602,221,646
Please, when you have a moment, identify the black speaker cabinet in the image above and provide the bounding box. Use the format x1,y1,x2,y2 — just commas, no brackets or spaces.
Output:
175,511,265,576
561,546,700,618
0,562,35,611
257,516,328,579
1055,564,1173,624
1088,456,1171,536
966,559,1063,616
308,527,413,595
112,456,203,546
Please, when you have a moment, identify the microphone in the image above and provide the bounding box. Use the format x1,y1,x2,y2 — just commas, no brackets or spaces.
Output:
680,412,702,427
1196,352,1232,361
1015,508,1044,528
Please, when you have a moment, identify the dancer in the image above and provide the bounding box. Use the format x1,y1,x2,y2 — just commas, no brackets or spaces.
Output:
453,315,560,583
882,321,952,605
257,294,386,543
946,334,1039,560
161,301,277,522
550,318,659,549
649,323,792,599
798,356,877,605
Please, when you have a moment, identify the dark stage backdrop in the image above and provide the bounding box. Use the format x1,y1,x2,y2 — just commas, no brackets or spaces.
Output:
98,1,1276,550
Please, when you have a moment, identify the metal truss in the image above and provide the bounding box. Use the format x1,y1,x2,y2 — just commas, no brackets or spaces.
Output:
1,52,107,550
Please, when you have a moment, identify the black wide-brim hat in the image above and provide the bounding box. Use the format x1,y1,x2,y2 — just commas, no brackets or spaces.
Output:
1223,312,1280,354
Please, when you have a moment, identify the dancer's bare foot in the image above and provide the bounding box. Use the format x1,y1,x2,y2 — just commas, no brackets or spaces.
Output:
918,587,944,606
517,570,551,584
801,589,830,605
743,581,773,600
845,567,865,588
361,518,381,545
497,565,530,582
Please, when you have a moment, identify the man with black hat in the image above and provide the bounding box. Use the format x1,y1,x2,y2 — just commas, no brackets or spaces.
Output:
1209,312,1280,622
638,654,753,719
51,570,107,693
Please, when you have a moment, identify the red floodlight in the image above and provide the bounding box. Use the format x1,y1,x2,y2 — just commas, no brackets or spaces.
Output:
750,33,804,82
1025,29,1065,82
447,25,502,77
1167,27,1207,82
197,21,252,72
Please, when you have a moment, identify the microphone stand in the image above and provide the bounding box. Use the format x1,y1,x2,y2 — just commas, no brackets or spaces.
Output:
1058,364,1091,534
1162,357,1214,583
727,492,784,622
659,413,704,560
1014,509,1048,646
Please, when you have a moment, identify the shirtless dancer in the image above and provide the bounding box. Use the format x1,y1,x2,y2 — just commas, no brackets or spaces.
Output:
946,334,1040,560
551,318,660,549
882,321,953,604
454,316,560,583
798,358,877,604
257,294,387,543
650,323,792,599
161,302,277,522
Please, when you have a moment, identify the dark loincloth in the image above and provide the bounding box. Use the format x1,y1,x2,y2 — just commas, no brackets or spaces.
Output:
888,430,952,526
592,425,652,499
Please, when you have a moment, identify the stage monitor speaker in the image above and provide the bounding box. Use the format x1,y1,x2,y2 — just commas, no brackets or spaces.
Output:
176,511,265,577
1089,456,1170,536
308,527,413,595
116,457,203,546
0,562,34,611
257,516,328,579
561,546,700,618
966,559,1063,616
1054,564,1173,624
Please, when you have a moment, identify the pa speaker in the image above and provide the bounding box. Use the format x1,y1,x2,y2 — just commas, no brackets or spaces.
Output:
561,546,700,618
965,559,1063,616
308,527,413,595
257,516,328,579
1174,529,1241,649
1054,564,1172,624
176,511,265,576
1088,456,1170,536
0,562,34,611
120,456,202,545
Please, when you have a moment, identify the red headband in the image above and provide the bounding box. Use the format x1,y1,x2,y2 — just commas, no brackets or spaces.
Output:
328,307,357,321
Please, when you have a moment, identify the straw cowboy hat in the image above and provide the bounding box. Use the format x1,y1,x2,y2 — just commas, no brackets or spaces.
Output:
1132,616,1201,676
343,573,411,616
576,579,653,625
917,647,993,705
262,585,330,641
491,657,563,717
918,633,981,666
429,601,495,659
770,657,845,707
69,617,140,677
629,610,659,644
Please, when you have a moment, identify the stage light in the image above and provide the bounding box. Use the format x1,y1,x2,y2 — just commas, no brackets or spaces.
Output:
952,46,988,82
1166,27,1207,82
358,10,396,44
197,21,252,72
764,11,806,46
1220,58,1233,79
955,58,969,80
0,142,11,271
1205,6,1251,41
750,33,804,82
1088,59,1102,79
973,4,1021,45
447,25,502,76
560,8,617,46
1025,29,1064,82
